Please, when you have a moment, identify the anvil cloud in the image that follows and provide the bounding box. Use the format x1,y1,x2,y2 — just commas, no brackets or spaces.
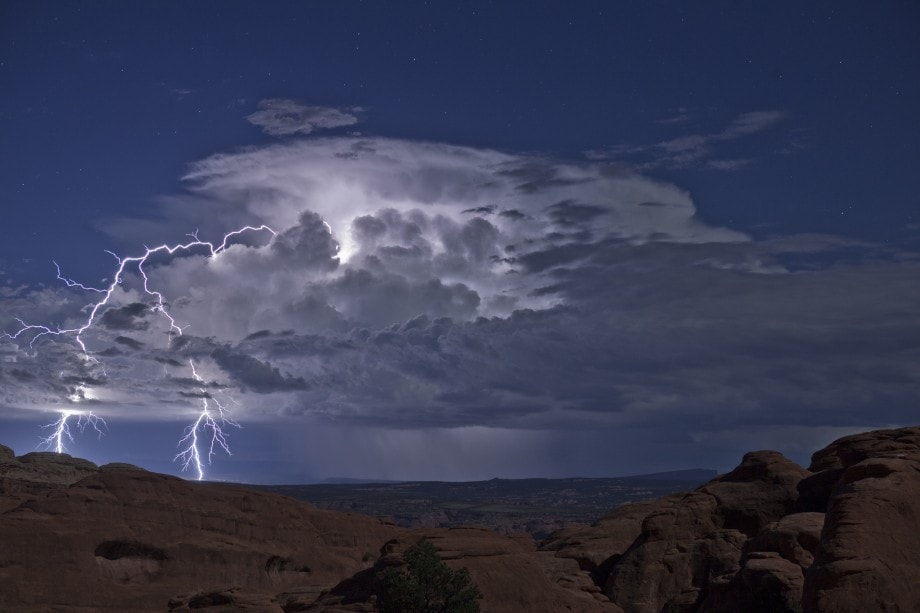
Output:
2,122,918,480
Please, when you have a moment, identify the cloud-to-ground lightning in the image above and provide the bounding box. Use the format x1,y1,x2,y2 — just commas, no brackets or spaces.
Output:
38,410,107,454
174,360,241,481
1,225,275,479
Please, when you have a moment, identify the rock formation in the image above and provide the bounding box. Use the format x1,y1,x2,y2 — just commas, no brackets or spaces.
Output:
802,428,920,612
544,426,920,613
2,426,918,611
0,447,616,611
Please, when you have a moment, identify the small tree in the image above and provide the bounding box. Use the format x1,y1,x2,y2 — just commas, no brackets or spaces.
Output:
376,539,482,613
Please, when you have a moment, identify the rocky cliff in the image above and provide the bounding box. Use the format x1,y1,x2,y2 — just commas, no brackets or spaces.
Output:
1,427,918,612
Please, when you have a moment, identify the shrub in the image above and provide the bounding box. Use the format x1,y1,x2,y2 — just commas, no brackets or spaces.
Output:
376,539,482,613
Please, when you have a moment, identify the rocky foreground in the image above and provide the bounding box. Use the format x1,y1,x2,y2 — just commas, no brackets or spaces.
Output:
1,427,918,612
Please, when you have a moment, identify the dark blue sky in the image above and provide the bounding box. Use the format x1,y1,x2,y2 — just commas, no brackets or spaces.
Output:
1,2,918,482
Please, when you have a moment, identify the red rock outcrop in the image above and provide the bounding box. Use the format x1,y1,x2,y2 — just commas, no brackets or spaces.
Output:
538,427,920,613
300,528,621,612
802,427,920,613
0,448,613,611
0,463,401,611
601,450,809,613
3,427,918,612
541,497,673,584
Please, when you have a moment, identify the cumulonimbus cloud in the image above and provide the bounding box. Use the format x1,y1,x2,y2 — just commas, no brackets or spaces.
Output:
2,130,918,479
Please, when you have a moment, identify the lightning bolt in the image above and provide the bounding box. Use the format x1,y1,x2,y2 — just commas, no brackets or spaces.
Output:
174,360,240,481
3,225,275,355
2,224,275,479
38,410,107,454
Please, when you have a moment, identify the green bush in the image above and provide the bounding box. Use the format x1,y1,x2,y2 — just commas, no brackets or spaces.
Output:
376,539,482,613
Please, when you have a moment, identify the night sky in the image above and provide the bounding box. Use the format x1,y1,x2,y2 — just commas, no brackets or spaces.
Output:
1,1,918,483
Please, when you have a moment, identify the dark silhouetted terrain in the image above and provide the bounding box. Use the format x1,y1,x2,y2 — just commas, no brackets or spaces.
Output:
2,428,918,612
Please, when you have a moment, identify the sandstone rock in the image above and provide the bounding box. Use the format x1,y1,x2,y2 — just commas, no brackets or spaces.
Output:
0,443,14,461
604,450,808,613
808,426,920,472
307,529,621,612
0,449,620,612
0,449,99,491
4,427,919,612
700,450,811,537
741,552,804,612
794,468,842,513
398,528,621,612
168,587,283,611
100,462,148,473
803,450,920,612
698,514,823,613
0,448,102,513
0,467,400,611
747,512,825,569
541,497,670,586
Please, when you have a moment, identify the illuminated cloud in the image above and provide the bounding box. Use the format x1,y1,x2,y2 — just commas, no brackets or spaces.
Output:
246,99,362,135
2,132,918,479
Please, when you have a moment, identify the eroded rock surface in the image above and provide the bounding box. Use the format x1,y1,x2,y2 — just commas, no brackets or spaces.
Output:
803,427,920,613
2,428,918,612
602,450,809,613
0,447,611,612
301,528,621,613
541,428,920,613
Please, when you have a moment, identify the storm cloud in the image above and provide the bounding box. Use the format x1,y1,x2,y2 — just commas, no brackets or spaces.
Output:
2,132,918,478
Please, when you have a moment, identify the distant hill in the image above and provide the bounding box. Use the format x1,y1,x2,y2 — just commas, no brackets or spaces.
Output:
244,469,717,541
621,468,717,482
317,468,717,485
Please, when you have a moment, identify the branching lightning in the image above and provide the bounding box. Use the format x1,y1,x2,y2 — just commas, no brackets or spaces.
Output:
2,225,275,479
38,410,107,454
174,360,241,481
3,225,275,354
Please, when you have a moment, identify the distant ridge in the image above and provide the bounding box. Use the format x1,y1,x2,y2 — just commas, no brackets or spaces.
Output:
621,468,718,482
320,477,406,484
300,468,716,486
